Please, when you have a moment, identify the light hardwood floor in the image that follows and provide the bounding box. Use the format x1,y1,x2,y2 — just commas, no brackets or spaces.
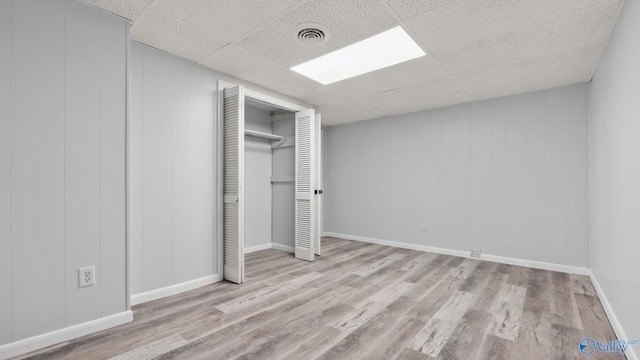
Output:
16,237,624,360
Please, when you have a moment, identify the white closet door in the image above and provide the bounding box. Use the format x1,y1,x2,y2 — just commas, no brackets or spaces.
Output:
223,86,245,283
314,113,322,256
295,109,316,261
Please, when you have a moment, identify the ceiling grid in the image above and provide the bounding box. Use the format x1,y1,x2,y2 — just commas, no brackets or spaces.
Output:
78,0,624,125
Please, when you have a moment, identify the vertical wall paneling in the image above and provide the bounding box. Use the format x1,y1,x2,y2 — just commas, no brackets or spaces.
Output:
503,94,527,260
375,120,391,239
567,86,589,267
388,115,413,241
64,0,101,326
469,101,492,253
11,0,66,340
188,65,215,279
525,91,545,262
171,58,191,284
590,0,640,340
439,109,456,247
99,11,127,316
143,48,173,291
489,98,506,256
321,124,330,233
324,84,589,267
328,125,348,233
426,110,441,248
129,43,217,295
412,113,430,244
0,0,128,347
544,87,569,266
0,0,11,345
129,41,145,295
455,106,471,251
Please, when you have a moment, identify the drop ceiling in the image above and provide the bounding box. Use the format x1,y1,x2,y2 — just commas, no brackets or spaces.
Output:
79,0,623,126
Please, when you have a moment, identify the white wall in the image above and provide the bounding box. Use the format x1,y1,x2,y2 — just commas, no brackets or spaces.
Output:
0,0,127,345
245,106,273,249
129,43,216,295
324,83,589,267
590,0,640,341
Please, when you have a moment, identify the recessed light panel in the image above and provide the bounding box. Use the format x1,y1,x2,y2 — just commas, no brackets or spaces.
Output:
291,26,426,85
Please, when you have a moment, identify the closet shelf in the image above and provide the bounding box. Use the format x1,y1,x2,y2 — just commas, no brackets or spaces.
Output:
244,129,285,142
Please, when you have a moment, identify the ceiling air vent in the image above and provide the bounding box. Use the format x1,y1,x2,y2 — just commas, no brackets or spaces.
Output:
294,24,329,45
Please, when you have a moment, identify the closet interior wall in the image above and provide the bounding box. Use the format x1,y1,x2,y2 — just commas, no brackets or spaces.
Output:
272,112,296,251
244,105,273,250
244,103,296,253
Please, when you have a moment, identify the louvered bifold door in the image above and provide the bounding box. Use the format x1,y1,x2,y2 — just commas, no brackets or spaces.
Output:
223,86,245,283
314,113,322,256
295,109,316,261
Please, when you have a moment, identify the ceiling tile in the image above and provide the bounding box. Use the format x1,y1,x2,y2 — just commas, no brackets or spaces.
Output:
383,0,459,21
463,78,540,101
452,41,606,90
346,77,464,119
534,68,594,92
465,67,593,102
237,0,398,67
326,56,448,99
78,0,149,20
317,100,384,126
404,0,582,53
252,69,320,98
151,0,303,42
131,7,228,63
579,0,618,7
375,91,470,117
433,1,621,75
359,77,462,108
199,45,283,81
297,86,354,108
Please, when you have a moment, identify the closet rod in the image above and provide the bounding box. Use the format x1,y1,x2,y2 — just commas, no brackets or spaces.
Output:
244,129,285,142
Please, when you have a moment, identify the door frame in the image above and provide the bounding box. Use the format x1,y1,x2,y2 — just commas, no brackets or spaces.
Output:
216,80,311,280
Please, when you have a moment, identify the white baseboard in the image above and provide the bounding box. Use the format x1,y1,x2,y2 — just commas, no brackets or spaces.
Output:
0,311,133,359
588,271,638,360
245,243,274,253
130,274,221,306
245,243,294,254
272,243,294,253
480,253,590,276
322,232,590,276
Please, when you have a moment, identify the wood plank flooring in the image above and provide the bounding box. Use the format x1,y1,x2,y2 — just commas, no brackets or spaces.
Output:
15,237,624,360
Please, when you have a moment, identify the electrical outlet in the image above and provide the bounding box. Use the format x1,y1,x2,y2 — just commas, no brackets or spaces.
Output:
78,266,95,288
421,224,428,233
470,248,481,258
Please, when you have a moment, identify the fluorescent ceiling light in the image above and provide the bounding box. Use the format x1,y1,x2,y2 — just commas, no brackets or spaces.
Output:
291,26,425,85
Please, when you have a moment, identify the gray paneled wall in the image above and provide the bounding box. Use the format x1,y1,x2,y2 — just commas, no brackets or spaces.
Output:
590,0,640,343
245,106,273,249
129,43,217,295
0,0,11,345
0,0,127,345
323,83,589,267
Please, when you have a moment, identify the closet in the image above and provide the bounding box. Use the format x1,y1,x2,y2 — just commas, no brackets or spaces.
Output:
222,85,322,284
